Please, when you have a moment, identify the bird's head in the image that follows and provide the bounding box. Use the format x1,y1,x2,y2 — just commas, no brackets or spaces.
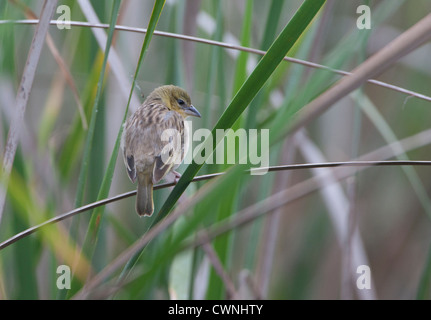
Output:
150,85,201,118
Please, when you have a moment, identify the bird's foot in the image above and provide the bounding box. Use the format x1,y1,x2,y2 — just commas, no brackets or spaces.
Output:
173,171,181,184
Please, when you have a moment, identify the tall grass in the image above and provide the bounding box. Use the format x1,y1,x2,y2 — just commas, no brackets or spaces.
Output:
1,0,431,300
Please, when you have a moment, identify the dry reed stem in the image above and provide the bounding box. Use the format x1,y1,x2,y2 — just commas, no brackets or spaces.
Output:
0,0,58,226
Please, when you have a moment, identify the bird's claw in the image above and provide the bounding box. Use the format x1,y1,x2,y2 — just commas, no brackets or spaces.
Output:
173,171,181,184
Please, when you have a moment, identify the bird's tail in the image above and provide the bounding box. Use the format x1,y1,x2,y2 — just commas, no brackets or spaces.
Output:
136,172,154,216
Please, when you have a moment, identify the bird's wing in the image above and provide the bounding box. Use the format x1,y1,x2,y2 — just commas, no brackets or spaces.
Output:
153,154,174,183
121,122,137,183
125,154,136,183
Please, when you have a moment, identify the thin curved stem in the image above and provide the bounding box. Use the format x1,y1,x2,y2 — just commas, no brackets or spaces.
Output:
1,160,431,251
1,19,430,103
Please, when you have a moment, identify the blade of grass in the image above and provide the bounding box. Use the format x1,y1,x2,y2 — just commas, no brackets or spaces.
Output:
11,0,88,130
182,0,200,89
354,90,431,299
205,181,240,299
8,173,39,299
157,0,326,225
77,0,141,109
257,137,296,298
297,131,376,300
252,1,320,294
58,53,104,180
262,0,406,134
341,17,371,298
190,0,225,299
165,3,183,86
66,0,122,298
245,0,306,290
245,0,284,129
417,243,431,299
232,0,253,95
260,0,284,51
206,0,253,300
202,0,224,131
201,238,237,299
281,13,431,141
7,167,91,283
0,1,16,79
354,91,431,219
118,0,326,289
71,0,121,220
68,0,166,298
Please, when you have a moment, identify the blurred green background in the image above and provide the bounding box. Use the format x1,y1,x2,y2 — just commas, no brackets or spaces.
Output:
0,0,431,299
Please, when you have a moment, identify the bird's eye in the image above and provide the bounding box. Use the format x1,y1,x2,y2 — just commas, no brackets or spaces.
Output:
178,99,185,106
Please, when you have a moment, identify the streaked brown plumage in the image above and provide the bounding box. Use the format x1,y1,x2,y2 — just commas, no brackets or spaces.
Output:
121,85,201,216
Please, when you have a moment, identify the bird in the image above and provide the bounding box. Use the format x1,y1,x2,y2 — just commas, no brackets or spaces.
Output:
121,85,201,217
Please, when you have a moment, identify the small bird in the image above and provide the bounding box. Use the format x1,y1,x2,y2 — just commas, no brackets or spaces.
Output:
121,85,201,216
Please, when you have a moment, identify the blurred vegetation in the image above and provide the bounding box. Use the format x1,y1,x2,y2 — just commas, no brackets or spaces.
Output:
0,0,431,300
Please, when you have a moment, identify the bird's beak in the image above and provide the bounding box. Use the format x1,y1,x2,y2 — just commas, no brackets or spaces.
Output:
184,105,201,118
